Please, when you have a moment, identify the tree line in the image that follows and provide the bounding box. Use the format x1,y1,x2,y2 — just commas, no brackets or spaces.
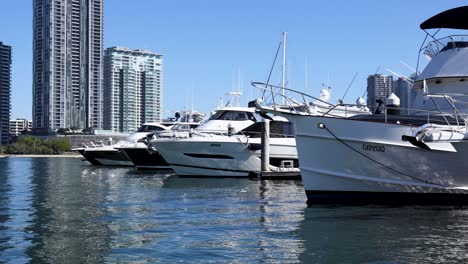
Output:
1,136,72,154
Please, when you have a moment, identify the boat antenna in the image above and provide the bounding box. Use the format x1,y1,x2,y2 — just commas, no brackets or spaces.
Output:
400,60,418,74
341,72,358,102
386,68,414,85
281,32,287,105
262,36,283,99
305,57,309,94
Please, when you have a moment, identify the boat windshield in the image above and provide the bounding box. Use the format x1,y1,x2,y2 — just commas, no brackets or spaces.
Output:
209,111,257,121
171,124,199,131
237,121,295,138
137,125,167,132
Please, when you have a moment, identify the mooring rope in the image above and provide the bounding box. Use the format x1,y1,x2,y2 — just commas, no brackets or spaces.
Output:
320,123,453,188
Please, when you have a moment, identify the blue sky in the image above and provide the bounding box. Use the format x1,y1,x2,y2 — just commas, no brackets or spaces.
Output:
1,1,467,119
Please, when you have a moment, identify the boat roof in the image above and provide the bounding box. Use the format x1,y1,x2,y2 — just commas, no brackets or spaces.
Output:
420,6,468,30
214,106,256,112
142,122,170,127
417,45,468,80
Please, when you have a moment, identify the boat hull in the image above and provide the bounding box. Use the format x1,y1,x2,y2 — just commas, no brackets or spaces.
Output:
82,149,133,166
120,146,171,170
156,139,260,177
286,114,468,204
155,137,297,177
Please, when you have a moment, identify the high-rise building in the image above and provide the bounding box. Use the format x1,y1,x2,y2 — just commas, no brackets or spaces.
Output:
103,47,163,133
367,74,393,112
393,77,417,115
0,42,11,145
9,119,32,137
33,0,103,131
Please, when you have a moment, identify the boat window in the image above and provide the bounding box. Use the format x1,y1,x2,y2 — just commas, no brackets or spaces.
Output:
208,111,224,120
171,124,188,131
149,125,167,131
171,124,199,131
246,112,257,122
208,110,256,121
137,125,167,132
219,111,234,120
237,121,294,138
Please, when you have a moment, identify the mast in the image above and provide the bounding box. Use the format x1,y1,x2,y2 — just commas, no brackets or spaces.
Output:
282,32,287,105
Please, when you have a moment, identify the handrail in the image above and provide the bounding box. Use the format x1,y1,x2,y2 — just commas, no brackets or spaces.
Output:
417,34,468,77
253,79,468,129
252,81,335,107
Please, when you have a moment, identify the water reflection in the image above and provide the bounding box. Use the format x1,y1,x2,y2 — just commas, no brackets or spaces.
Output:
23,158,112,263
0,158,13,256
0,158,34,263
299,205,468,263
6,158,468,263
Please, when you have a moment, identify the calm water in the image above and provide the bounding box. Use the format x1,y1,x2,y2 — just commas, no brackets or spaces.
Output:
0,158,468,263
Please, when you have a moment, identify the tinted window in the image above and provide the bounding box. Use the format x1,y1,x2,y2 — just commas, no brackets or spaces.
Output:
219,111,234,120
246,112,257,121
147,126,166,131
137,125,166,132
209,111,254,121
208,111,224,120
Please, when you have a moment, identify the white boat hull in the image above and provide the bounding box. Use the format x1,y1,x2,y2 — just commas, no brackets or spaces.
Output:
155,136,297,177
287,114,468,204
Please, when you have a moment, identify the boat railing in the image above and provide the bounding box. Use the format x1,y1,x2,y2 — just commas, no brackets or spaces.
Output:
234,130,294,139
380,95,468,130
251,81,366,117
252,81,468,130
150,128,238,139
252,81,334,108
420,34,468,55
416,34,468,77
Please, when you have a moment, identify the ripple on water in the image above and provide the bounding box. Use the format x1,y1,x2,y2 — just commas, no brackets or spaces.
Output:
2,158,468,263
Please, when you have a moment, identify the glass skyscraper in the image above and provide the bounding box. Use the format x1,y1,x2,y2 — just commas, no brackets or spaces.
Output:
0,42,11,144
33,0,103,130
103,47,163,133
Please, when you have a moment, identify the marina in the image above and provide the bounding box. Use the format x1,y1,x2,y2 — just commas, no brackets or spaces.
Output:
3,2,468,262
1,157,468,263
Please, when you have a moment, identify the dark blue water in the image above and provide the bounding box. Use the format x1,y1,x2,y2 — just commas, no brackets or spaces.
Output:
1,158,468,263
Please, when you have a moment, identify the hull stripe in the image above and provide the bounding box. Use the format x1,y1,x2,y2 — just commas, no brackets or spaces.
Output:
170,163,252,173
306,190,468,205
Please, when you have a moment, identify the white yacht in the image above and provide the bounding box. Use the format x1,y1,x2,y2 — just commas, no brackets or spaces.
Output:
75,122,170,166
118,122,201,170
255,6,468,204
120,105,256,169
153,117,298,177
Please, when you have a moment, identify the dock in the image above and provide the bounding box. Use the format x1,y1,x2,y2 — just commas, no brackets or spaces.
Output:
250,170,302,180
256,120,301,180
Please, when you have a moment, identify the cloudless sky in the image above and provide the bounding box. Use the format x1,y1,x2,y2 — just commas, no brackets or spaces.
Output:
1,0,467,119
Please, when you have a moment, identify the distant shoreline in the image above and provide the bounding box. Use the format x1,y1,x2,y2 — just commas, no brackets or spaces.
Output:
0,154,81,158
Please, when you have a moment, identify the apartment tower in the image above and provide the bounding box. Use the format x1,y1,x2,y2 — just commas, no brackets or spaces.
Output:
33,0,103,130
9,119,32,137
0,42,11,144
103,47,163,133
367,74,393,113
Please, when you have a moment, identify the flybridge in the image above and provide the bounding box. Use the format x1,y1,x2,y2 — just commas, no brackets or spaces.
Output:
420,6,468,30
416,6,468,81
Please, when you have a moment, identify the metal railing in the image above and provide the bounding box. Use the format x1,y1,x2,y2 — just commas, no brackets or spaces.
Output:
416,34,468,77
251,81,366,118
252,81,468,131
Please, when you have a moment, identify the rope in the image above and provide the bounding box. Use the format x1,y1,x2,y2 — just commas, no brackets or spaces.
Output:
321,123,453,188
